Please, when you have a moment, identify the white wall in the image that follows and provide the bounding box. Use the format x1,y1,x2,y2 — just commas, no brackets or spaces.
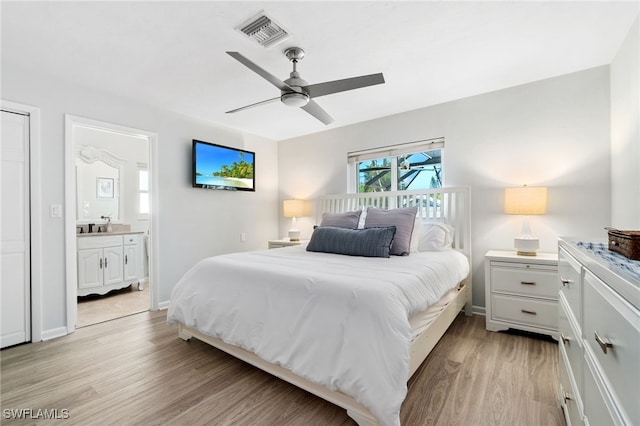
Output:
278,66,611,310
2,65,279,337
610,17,640,229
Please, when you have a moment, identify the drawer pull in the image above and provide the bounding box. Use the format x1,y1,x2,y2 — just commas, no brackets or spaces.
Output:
594,331,613,354
560,333,570,344
99,258,103,269
521,309,537,315
125,254,128,265
104,257,108,268
563,392,573,403
560,277,572,287
520,281,536,285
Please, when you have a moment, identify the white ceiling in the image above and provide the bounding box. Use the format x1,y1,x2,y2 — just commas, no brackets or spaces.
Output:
2,1,638,141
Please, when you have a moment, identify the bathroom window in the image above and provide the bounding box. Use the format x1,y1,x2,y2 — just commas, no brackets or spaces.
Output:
138,164,149,219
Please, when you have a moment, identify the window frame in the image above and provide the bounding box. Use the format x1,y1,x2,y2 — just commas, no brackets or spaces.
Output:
347,137,444,193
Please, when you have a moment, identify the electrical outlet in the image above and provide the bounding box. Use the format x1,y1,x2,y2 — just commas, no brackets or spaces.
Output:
240,232,247,242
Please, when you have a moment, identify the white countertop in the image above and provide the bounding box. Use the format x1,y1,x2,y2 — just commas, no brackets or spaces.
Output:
77,231,144,237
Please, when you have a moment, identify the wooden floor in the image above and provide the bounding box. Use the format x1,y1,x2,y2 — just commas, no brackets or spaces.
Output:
1,311,564,425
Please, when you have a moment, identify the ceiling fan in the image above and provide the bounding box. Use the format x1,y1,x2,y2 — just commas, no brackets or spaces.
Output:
225,47,385,125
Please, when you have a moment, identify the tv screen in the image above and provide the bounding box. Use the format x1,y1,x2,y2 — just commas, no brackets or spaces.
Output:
192,140,255,191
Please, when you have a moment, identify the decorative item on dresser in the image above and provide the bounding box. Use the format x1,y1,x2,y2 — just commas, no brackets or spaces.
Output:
484,250,559,338
606,228,640,260
557,238,639,426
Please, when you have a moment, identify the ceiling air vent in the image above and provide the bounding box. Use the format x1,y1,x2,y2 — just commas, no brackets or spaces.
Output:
236,11,291,48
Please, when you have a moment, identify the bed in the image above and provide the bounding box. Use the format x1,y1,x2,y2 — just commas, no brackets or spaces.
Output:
167,188,472,426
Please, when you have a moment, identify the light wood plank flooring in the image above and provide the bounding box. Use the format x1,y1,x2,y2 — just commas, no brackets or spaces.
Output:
1,311,564,425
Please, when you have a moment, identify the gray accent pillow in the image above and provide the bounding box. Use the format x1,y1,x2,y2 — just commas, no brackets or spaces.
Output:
364,206,418,256
320,210,362,229
306,226,396,258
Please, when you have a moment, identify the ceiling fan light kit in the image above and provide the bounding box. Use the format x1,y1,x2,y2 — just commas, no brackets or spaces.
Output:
281,92,309,107
226,47,385,125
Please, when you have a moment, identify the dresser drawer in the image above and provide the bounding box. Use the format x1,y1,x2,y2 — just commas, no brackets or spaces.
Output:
491,294,558,330
559,343,582,426
559,294,583,395
77,235,123,250
558,247,582,325
123,234,139,245
583,350,617,426
491,261,558,299
583,270,640,425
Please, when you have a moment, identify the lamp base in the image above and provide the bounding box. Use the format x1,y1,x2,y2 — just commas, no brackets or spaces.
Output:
514,237,539,256
516,250,538,256
288,230,301,241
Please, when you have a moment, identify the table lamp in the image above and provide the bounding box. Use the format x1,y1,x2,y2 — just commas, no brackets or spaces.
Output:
504,185,547,256
283,199,305,241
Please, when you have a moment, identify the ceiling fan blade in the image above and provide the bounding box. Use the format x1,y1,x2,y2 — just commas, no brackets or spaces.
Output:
301,100,334,125
225,97,281,114
226,51,292,92
305,73,385,98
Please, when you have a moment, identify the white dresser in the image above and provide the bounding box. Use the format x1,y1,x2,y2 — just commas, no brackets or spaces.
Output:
557,238,639,426
484,250,559,338
77,232,144,296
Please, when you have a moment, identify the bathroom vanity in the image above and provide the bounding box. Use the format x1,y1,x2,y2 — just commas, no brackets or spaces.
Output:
77,231,144,297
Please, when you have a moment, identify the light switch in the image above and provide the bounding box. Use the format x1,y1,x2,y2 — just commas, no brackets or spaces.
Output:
50,204,62,218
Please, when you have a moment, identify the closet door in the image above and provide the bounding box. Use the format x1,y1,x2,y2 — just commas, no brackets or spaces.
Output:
1,110,31,348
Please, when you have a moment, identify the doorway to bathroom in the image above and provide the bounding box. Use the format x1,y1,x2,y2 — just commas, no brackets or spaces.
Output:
65,115,157,330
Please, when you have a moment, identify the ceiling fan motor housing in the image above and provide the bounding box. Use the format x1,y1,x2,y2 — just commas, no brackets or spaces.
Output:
282,65,309,107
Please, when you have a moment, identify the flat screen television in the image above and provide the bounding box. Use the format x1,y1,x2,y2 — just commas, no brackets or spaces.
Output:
192,140,255,191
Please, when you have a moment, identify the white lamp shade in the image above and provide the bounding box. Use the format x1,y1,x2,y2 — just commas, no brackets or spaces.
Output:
504,186,547,215
283,199,305,218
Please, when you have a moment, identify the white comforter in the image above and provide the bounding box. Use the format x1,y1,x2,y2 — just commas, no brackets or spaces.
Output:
167,246,469,426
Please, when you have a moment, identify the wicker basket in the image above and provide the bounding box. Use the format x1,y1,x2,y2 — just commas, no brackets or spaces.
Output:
607,229,640,261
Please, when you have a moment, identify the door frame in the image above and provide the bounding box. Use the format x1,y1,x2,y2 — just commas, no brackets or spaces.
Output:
64,115,159,333
1,100,43,343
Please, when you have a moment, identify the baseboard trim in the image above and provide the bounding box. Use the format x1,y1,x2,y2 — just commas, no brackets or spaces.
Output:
41,326,69,341
472,305,486,316
158,300,170,310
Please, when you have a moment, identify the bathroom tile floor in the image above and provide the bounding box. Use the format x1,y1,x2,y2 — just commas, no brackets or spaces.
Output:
77,283,149,328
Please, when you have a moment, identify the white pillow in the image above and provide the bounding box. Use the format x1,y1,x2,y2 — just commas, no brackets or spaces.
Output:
410,218,422,252
357,208,367,229
418,221,455,251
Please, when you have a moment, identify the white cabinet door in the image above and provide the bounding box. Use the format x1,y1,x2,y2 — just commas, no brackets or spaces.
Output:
1,110,30,348
123,243,139,282
77,248,103,289
103,246,123,286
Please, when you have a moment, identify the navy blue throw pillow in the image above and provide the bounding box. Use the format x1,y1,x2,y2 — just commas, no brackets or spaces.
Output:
306,226,396,258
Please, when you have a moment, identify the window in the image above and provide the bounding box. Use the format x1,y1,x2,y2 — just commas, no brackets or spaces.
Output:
137,163,149,219
348,138,444,193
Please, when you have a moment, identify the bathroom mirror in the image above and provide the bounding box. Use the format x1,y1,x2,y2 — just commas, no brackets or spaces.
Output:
75,145,126,223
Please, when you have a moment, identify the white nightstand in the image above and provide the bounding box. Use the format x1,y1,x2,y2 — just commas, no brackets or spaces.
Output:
485,250,559,338
268,239,307,249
